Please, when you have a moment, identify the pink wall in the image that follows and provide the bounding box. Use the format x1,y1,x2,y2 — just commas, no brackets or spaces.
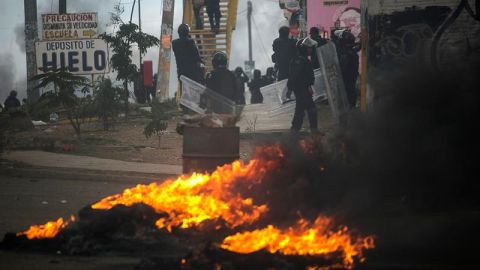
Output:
307,0,361,39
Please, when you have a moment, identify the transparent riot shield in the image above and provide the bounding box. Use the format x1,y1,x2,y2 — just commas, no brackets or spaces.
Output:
267,68,328,117
179,75,236,115
316,41,350,124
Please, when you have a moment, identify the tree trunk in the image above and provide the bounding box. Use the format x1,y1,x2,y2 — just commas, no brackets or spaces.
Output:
123,80,129,119
158,134,162,148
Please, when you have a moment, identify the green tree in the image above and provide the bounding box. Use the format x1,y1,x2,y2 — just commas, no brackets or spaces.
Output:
31,69,92,137
144,99,176,147
100,5,159,117
93,77,123,130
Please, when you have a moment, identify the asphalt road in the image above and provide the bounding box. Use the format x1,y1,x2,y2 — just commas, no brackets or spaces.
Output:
0,164,171,270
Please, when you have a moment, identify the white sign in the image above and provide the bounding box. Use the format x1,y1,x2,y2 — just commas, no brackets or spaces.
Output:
35,39,109,75
41,12,98,40
244,60,255,78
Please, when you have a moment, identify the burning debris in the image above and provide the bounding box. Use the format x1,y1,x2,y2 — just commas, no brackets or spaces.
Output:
220,216,375,268
16,216,75,240
1,140,375,269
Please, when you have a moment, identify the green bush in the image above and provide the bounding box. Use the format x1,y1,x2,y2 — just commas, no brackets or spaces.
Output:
144,99,177,147
94,78,123,130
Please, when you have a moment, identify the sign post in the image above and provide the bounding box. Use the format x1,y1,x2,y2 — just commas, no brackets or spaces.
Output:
244,60,255,79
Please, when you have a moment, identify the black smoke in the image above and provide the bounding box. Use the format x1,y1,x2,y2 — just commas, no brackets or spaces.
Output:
253,66,480,268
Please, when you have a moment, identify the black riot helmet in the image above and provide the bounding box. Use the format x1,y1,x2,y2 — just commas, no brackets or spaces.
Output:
234,66,243,75
342,30,356,46
334,29,355,47
266,67,274,76
178,23,190,38
253,69,261,79
278,26,290,38
310,26,320,38
212,51,228,69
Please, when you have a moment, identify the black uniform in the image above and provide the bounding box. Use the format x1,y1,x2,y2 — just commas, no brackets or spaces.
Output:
287,55,318,132
310,35,328,70
205,0,221,32
172,36,203,83
272,36,297,81
206,67,237,113
248,70,264,104
192,0,204,30
337,46,359,108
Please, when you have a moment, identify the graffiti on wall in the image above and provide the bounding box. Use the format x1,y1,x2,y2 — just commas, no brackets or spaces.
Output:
368,0,480,73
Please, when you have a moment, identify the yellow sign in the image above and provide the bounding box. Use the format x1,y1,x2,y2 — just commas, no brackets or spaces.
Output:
83,29,96,38
41,12,98,40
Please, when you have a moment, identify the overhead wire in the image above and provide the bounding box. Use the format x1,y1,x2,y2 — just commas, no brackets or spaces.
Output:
237,8,248,15
251,15,272,67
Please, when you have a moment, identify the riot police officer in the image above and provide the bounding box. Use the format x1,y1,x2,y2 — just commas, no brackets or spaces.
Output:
206,0,221,33
172,24,204,84
287,38,319,133
272,26,297,81
205,51,238,113
333,29,360,108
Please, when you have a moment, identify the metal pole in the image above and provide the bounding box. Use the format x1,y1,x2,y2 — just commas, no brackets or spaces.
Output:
24,0,39,103
59,0,66,14
247,1,253,62
130,0,137,23
138,0,144,102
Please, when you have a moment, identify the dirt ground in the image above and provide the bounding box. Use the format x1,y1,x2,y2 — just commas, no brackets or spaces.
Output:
4,103,335,165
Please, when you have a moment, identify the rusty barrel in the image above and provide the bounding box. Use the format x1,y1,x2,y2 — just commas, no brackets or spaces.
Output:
182,126,240,174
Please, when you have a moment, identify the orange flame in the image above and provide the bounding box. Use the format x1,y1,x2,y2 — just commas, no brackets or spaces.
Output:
220,216,375,269
91,145,284,231
17,216,75,240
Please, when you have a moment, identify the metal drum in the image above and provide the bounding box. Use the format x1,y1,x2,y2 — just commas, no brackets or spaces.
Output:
182,126,240,174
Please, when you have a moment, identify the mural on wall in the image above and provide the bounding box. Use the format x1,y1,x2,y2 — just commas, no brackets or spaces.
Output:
367,0,480,74
307,0,361,39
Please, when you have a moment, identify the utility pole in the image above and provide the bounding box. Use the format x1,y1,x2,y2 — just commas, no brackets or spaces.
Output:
244,1,254,78
59,0,66,14
138,0,144,102
156,0,175,102
247,1,253,62
24,0,39,103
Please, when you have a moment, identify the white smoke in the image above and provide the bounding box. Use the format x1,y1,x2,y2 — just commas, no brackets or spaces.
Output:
14,24,25,53
0,53,16,104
